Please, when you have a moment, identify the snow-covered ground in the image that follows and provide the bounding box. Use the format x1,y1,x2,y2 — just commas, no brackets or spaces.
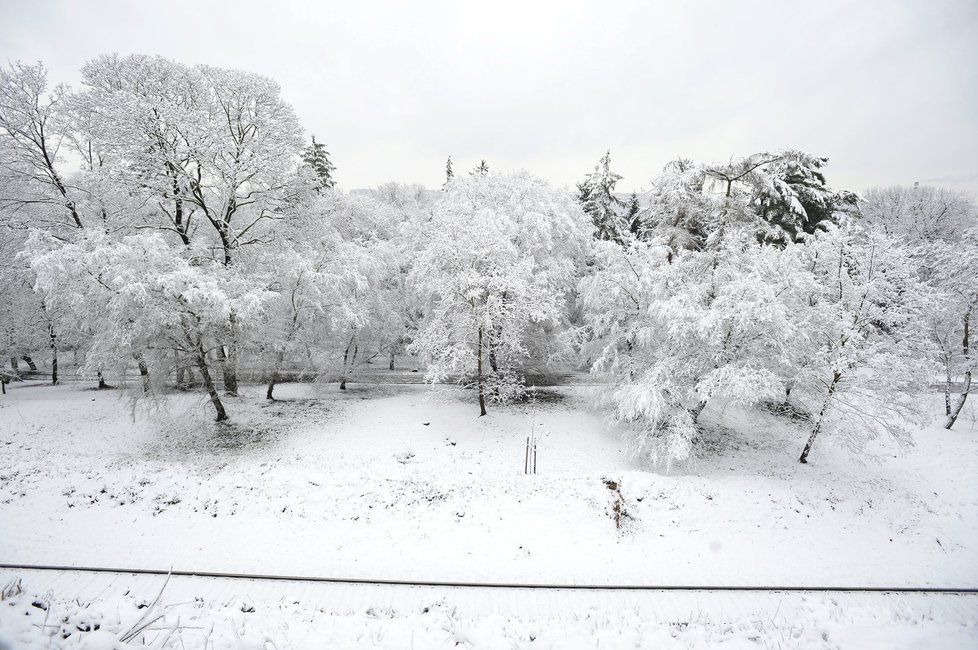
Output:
2,569,977,649
1,380,977,647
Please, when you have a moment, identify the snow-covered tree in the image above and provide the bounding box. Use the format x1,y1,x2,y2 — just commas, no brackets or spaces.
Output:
577,150,626,242
73,54,307,394
0,61,83,231
642,151,855,252
410,171,590,415
578,229,814,467
27,230,269,420
641,158,714,252
302,135,336,192
860,185,975,241
792,225,935,463
859,185,977,429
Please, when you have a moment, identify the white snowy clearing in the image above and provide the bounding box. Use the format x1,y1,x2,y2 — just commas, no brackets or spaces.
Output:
1,380,976,648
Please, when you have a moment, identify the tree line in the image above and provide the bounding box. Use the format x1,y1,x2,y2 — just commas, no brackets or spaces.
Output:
1,55,974,465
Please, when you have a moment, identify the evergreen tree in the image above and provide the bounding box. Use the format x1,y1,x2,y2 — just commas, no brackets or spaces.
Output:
471,159,489,175
578,150,626,242
626,192,642,236
302,135,336,192
445,156,454,185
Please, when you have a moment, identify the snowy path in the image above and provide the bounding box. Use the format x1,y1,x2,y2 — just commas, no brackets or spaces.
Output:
4,567,978,623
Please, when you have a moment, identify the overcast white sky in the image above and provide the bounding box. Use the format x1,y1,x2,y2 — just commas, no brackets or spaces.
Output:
2,0,976,195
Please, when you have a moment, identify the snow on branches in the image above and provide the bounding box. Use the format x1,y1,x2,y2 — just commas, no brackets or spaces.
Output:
409,171,590,415
578,222,937,467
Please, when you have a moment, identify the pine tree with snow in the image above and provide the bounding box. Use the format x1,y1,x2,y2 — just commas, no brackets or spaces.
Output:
578,151,626,243
303,135,337,192
471,159,489,175
445,156,454,185
625,192,642,236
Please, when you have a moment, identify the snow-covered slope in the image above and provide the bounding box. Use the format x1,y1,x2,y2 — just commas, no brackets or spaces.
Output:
1,382,975,588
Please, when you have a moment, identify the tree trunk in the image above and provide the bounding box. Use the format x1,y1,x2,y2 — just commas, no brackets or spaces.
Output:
477,326,487,417
96,370,111,390
176,355,186,388
945,306,973,430
800,371,841,463
945,370,972,430
135,354,150,393
266,351,285,401
216,343,238,396
9,357,18,372
340,337,357,390
21,356,37,371
944,365,953,416
193,338,227,421
49,323,58,385
389,351,395,371
1,378,5,395
690,400,707,423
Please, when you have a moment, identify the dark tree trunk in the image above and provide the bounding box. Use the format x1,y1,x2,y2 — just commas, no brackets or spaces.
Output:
176,357,185,387
97,371,108,390
266,351,285,401
192,337,227,421
9,357,18,372
340,338,357,390
216,343,238,396
49,323,58,385
944,363,953,417
21,356,37,371
477,326,487,417
134,354,150,393
800,371,841,463
389,351,395,371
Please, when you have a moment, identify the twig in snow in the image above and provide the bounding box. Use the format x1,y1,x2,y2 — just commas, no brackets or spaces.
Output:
119,568,172,642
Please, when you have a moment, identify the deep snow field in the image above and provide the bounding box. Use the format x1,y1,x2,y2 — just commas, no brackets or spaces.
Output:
1,379,976,648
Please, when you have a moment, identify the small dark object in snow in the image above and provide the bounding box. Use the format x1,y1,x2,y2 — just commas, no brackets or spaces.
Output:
31,600,47,611
241,603,255,613
422,422,430,426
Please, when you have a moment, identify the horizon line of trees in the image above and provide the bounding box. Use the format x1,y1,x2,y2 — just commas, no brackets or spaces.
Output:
1,55,975,466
